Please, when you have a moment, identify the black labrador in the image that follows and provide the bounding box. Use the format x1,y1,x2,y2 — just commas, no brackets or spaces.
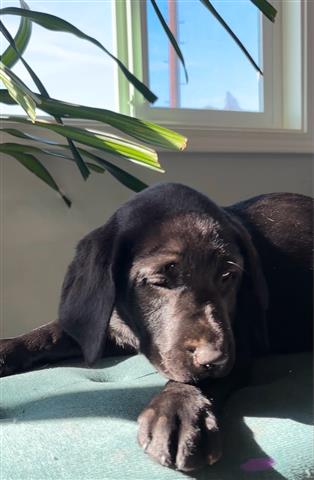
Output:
1,183,313,471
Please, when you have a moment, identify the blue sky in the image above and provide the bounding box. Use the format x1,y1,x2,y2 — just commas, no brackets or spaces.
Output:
1,0,262,115
147,0,262,111
1,0,116,114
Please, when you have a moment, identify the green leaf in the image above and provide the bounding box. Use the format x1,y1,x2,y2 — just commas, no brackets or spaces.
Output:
86,163,105,174
0,6,157,103
8,117,164,172
199,0,263,75
0,17,90,180
0,89,187,151
0,143,71,206
77,150,148,193
0,127,60,144
0,88,14,103
0,19,49,96
0,141,80,164
0,0,32,68
0,61,40,121
1,131,148,192
150,0,188,83
38,95,187,151
66,138,90,180
250,0,277,23
0,137,105,173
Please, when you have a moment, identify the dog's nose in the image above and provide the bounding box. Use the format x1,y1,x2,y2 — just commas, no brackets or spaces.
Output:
192,344,223,368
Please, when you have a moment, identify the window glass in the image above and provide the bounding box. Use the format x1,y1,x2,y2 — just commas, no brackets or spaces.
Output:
147,0,262,112
1,0,117,115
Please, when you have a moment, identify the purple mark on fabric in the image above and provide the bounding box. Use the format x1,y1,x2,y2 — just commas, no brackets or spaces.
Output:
240,457,275,472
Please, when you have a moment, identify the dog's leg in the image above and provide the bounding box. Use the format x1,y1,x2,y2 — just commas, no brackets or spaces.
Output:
0,319,138,377
0,321,81,377
137,365,249,472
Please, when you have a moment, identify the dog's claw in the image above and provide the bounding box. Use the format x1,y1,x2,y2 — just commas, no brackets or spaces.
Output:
137,382,221,472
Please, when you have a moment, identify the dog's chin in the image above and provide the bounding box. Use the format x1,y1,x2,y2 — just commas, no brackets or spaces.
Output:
148,359,194,383
154,360,234,384
145,347,235,383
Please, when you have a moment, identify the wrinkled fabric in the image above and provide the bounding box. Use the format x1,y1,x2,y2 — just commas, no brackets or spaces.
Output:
0,353,312,480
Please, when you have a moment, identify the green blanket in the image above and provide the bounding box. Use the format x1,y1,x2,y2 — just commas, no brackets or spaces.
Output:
1,353,313,480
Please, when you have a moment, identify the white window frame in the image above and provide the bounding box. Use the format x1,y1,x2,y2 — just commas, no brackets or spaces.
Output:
115,0,313,154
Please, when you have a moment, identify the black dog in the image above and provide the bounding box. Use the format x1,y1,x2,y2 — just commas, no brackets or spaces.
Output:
1,183,313,471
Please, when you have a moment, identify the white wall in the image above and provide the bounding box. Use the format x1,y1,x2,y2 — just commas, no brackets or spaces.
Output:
1,151,313,337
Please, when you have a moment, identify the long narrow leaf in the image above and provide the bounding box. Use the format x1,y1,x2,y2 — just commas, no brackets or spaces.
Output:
1,131,148,192
66,137,90,179
0,0,32,68
0,138,105,173
0,7,157,103
0,89,187,151
0,18,90,180
199,0,263,75
0,88,14,103
0,9,153,177
0,126,61,144
0,141,75,160
0,61,40,120
150,0,188,83
82,163,104,173
250,0,277,22
74,149,148,193
40,96,187,151
0,143,71,206
7,117,163,171
54,144,148,192
0,19,49,95
0,127,105,170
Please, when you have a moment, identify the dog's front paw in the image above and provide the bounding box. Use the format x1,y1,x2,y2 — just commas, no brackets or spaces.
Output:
0,339,29,377
137,382,221,472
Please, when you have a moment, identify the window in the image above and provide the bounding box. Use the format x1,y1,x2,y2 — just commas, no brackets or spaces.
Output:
146,0,262,113
1,0,118,114
1,0,312,152
140,0,272,128
116,0,312,152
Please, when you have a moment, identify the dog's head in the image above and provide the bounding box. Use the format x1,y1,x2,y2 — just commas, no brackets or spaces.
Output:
59,184,268,383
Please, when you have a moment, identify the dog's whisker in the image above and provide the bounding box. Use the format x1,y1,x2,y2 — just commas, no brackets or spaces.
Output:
135,371,158,379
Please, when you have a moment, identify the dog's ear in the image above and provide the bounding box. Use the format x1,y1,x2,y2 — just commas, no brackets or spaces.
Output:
227,213,269,355
58,220,117,365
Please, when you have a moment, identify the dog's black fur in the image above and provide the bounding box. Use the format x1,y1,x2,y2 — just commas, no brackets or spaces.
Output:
1,183,313,471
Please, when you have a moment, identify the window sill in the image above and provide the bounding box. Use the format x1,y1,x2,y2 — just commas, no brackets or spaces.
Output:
169,125,314,154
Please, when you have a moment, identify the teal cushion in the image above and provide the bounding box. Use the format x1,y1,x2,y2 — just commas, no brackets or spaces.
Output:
1,353,313,480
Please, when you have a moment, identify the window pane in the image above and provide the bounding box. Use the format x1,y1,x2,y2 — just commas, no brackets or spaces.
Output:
147,0,262,112
1,0,117,115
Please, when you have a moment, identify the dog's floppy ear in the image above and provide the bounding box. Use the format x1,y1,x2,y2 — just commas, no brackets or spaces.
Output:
58,220,117,365
227,213,269,355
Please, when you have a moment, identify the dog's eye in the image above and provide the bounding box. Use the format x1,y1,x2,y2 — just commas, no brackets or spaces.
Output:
164,262,176,272
157,262,177,277
142,263,178,289
147,263,177,289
